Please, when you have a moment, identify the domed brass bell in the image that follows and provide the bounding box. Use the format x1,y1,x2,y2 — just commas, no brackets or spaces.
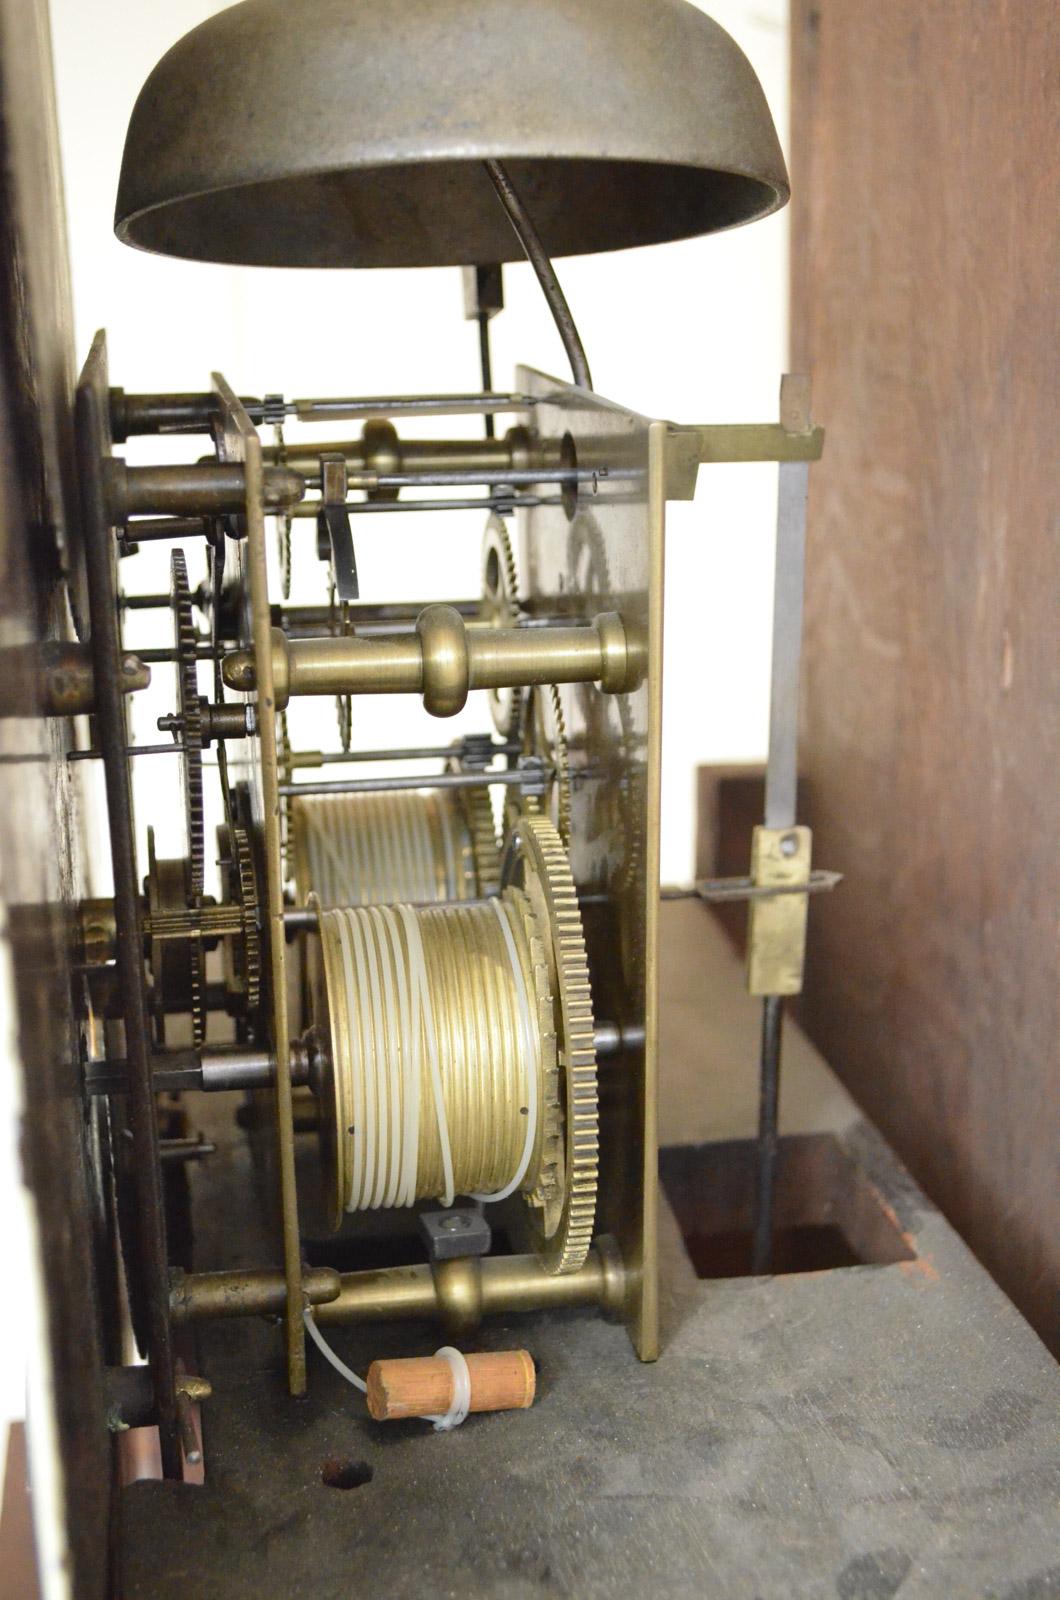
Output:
114,0,788,269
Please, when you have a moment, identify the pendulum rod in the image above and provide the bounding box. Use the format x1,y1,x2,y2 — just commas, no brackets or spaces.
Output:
751,377,813,1276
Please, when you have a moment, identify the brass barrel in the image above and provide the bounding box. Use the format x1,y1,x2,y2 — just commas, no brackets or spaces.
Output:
223,607,643,714
107,460,305,519
261,423,559,481
170,1243,626,1331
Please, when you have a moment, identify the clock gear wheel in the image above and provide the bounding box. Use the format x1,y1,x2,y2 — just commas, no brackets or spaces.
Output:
504,682,572,851
219,823,262,1019
273,423,294,599
328,578,353,752
445,755,503,896
481,514,522,739
169,549,206,898
463,782,503,897
144,826,207,1047
278,707,294,876
502,814,598,1274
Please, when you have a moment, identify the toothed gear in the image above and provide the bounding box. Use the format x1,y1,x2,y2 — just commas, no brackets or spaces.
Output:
145,826,207,1047
506,885,564,1239
466,784,502,896
278,708,294,876
543,684,572,849
502,815,598,1274
446,758,503,896
170,549,206,898
568,517,640,896
329,580,353,751
481,514,522,738
230,825,262,1016
273,424,293,599
189,929,207,1043
504,684,572,850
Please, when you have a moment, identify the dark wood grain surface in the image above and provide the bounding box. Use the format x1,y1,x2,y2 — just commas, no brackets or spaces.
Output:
790,0,1059,1351
0,0,111,1593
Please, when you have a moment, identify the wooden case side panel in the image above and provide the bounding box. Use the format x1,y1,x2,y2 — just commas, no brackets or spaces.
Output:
790,0,1060,1350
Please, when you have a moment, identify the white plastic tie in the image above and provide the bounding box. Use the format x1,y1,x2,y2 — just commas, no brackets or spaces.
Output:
426,1346,472,1432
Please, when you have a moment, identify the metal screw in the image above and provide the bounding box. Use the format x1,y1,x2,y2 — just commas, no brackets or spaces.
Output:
780,833,799,857
438,1214,473,1232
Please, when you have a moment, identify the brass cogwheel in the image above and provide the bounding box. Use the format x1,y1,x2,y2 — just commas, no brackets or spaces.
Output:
448,765,502,896
145,826,207,1046
278,708,294,877
273,424,293,600
502,814,598,1274
226,824,262,1017
328,579,353,751
541,684,572,849
481,517,570,845
170,549,206,898
567,516,641,896
504,683,572,851
481,514,522,738
466,785,502,896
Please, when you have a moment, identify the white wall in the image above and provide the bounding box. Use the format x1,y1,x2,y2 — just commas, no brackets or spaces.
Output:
0,0,789,1485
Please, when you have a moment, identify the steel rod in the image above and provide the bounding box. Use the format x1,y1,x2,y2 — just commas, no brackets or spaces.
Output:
659,870,842,904
136,644,221,664
68,742,181,762
751,996,784,1275
289,392,537,422
764,459,810,829
282,601,480,628
478,315,496,439
280,768,537,799
484,160,593,391
287,493,561,519
84,1045,309,1097
752,378,814,1280
287,740,518,769
303,467,614,491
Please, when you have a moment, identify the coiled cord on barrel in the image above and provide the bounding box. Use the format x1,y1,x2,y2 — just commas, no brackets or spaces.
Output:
318,894,546,1215
295,791,476,908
